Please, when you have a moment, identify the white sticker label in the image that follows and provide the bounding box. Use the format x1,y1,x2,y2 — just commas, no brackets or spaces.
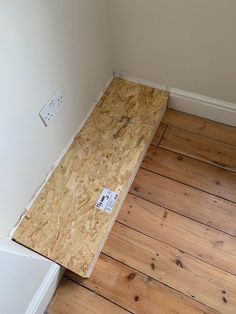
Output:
96,188,118,213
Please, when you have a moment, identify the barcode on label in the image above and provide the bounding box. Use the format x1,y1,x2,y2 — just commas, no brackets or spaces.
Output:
96,188,118,213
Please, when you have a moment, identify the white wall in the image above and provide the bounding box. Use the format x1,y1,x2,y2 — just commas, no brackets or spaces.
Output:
107,0,236,104
0,239,60,314
0,0,112,237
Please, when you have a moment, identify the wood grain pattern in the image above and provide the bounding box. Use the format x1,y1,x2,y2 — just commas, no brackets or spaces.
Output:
163,110,236,146
67,254,216,314
13,78,168,277
160,125,236,172
142,146,236,202
117,194,236,276
151,122,167,146
48,110,236,313
47,277,128,314
104,223,236,313
130,169,236,237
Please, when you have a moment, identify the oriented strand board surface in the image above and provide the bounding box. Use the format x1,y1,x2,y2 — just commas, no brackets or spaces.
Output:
13,78,168,277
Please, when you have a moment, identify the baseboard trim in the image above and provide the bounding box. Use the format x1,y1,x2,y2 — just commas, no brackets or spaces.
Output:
26,264,64,314
169,88,236,127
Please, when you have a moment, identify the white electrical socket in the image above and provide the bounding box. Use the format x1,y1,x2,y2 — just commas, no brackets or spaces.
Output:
39,90,64,127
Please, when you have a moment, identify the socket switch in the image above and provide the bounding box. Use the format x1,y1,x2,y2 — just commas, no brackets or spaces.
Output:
39,90,64,127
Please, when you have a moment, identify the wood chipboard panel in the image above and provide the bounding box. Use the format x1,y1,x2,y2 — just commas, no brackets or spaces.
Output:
13,78,168,277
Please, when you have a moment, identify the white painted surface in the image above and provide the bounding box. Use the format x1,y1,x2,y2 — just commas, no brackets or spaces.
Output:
0,0,112,238
0,238,61,314
0,252,49,314
108,0,236,104
0,1,112,313
169,88,236,127
26,264,63,314
0,238,43,259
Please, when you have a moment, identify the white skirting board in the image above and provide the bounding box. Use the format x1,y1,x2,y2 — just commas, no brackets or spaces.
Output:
114,71,236,127
26,264,64,314
169,88,236,127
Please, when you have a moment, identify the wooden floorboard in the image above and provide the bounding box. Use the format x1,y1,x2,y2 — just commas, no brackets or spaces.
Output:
163,109,236,146
103,222,236,313
151,122,168,146
142,146,236,203
117,194,236,276
160,125,236,172
48,110,236,313
47,277,129,314
66,255,216,314
130,169,236,237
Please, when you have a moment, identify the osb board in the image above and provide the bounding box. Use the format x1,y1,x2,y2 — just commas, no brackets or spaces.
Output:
13,78,168,277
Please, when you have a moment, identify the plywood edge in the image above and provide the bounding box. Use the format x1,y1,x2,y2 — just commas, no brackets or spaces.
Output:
85,103,167,277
